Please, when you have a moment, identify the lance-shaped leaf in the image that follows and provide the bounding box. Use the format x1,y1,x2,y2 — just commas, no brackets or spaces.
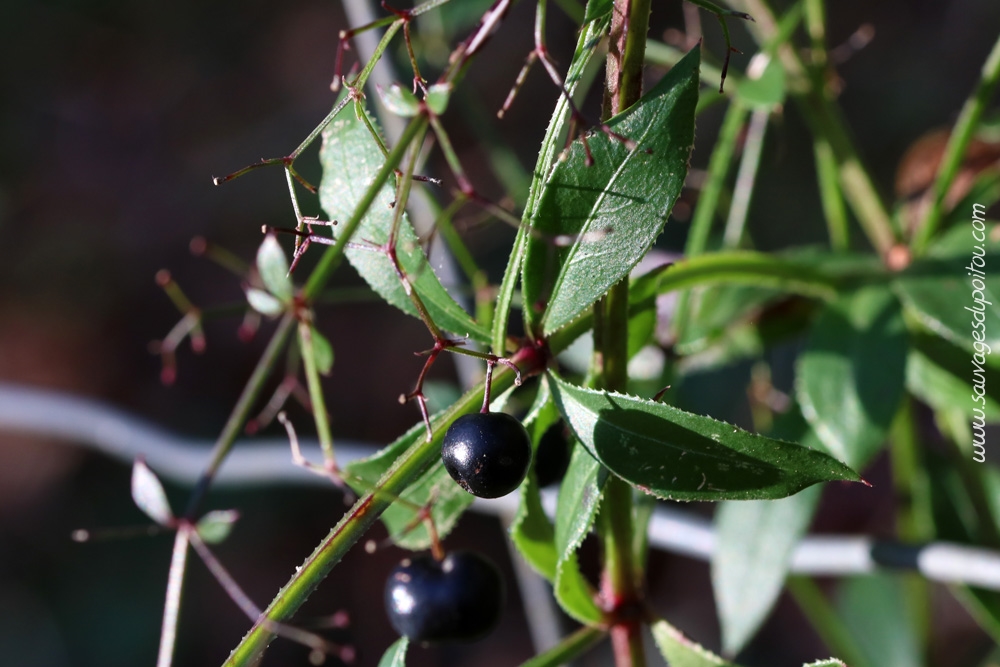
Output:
553,442,607,624
522,46,700,336
547,372,860,500
319,99,489,341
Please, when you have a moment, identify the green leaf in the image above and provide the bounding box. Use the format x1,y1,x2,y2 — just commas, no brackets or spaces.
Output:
318,98,489,341
651,619,740,667
344,418,473,550
196,509,240,544
256,235,293,302
523,46,700,336
553,442,607,624
713,486,821,654
906,332,1000,419
803,661,846,667
131,459,174,526
797,286,907,469
424,83,451,116
837,575,921,667
677,283,784,355
377,637,408,667
510,382,560,581
308,325,334,376
583,0,613,22
894,222,1000,354
493,13,610,354
548,372,860,500
246,287,285,317
378,83,420,117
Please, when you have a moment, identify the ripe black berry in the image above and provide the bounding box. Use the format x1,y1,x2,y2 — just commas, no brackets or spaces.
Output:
442,412,532,498
384,551,504,643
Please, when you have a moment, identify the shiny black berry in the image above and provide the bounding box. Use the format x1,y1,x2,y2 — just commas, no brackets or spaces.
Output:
442,412,532,498
384,551,504,643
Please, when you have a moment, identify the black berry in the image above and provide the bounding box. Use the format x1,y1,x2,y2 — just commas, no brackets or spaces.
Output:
534,422,570,487
442,412,532,498
384,551,504,643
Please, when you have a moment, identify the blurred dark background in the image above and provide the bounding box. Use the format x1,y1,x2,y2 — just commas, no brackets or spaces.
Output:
1,0,999,665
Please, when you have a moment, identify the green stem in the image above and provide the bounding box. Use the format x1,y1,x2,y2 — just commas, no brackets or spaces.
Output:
298,321,335,464
519,625,608,667
913,32,1000,253
303,116,428,300
222,344,545,666
184,314,295,517
599,1,650,664
493,14,611,353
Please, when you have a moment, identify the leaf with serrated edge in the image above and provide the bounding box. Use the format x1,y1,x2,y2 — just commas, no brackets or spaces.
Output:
548,372,860,500
318,98,488,341
257,235,292,302
797,286,907,469
651,619,740,667
132,459,173,526
523,46,699,336
553,442,607,624
377,637,408,667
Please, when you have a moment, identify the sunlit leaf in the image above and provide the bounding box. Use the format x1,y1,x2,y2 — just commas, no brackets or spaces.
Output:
553,443,607,624
548,372,860,500
318,98,489,341
523,46,700,336
256,235,292,302
378,83,420,117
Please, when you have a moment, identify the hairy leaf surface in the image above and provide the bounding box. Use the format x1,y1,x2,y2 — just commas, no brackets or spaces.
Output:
548,372,860,500
319,101,488,341
523,47,700,336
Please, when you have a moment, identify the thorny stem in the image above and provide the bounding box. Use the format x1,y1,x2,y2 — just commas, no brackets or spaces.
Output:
223,342,548,666
187,526,353,664
599,0,649,664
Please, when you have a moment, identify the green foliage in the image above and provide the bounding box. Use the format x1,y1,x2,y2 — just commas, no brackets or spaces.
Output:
151,1,1000,666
